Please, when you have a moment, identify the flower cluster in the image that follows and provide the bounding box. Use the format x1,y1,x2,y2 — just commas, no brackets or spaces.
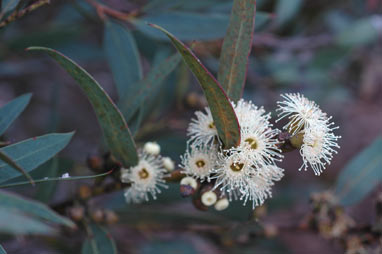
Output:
276,93,341,176
181,99,285,209
120,142,174,203
180,94,340,210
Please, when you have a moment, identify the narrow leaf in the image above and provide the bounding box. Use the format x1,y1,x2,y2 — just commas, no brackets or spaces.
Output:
217,0,256,102
0,93,31,136
104,20,142,99
27,47,138,167
149,24,240,148
0,207,54,235
0,150,34,186
0,244,6,254
120,53,181,122
0,132,74,183
0,190,75,228
275,0,303,26
335,137,382,206
82,223,117,254
0,170,112,188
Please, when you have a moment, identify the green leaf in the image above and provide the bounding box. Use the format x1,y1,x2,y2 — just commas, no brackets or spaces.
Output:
0,170,112,188
27,47,138,167
0,132,74,183
120,53,181,122
217,0,256,102
0,190,75,228
149,24,241,149
275,0,303,26
0,150,34,185
336,18,378,47
335,137,382,206
82,223,117,254
134,12,229,41
0,207,54,235
0,93,31,136
1,0,21,14
0,244,6,254
104,20,142,99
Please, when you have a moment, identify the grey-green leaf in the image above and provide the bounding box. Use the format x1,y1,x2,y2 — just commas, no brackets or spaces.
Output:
104,20,142,99
120,53,181,122
27,47,138,167
149,24,240,149
0,132,74,183
0,244,6,254
82,223,117,254
217,0,256,102
0,93,31,136
335,137,382,206
0,207,54,235
1,0,21,13
275,0,303,26
336,17,378,47
0,190,75,228
0,150,34,185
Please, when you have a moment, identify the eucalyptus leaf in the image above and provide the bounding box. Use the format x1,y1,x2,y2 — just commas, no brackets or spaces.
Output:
0,93,31,136
336,17,378,47
0,244,6,254
149,24,241,149
335,137,382,206
275,0,303,26
1,0,21,14
0,207,54,235
27,47,138,167
0,132,74,183
82,223,117,254
120,53,181,122
104,20,142,99
134,12,229,41
0,150,34,185
217,0,256,102
0,190,75,228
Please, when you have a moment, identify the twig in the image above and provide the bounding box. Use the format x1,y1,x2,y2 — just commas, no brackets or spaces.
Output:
0,0,50,29
84,0,138,21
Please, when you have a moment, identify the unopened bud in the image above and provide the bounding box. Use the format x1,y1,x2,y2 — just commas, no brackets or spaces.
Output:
214,198,229,211
143,142,160,155
87,155,103,171
162,157,175,172
90,209,104,223
180,176,197,197
78,185,92,200
105,210,118,224
68,206,85,222
201,191,217,206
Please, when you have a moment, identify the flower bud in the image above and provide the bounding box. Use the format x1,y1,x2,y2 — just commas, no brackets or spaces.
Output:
90,209,104,223
68,206,85,222
105,210,119,224
162,157,175,172
180,176,197,197
214,198,229,211
143,142,161,155
86,155,103,172
78,185,92,200
201,191,217,206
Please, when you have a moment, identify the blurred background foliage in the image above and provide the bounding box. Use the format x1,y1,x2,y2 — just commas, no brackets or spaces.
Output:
0,0,381,253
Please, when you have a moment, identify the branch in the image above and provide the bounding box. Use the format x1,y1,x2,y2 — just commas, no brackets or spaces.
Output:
84,0,138,21
0,0,50,29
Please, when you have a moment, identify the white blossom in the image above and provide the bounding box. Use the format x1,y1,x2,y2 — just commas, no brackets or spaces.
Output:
180,144,217,182
300,121,341,175
121,151,168,203
143,142,161,156
187,107,218,147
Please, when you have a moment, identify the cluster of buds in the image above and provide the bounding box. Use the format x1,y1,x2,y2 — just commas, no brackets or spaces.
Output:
180,94,341,210
301,191,382,254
